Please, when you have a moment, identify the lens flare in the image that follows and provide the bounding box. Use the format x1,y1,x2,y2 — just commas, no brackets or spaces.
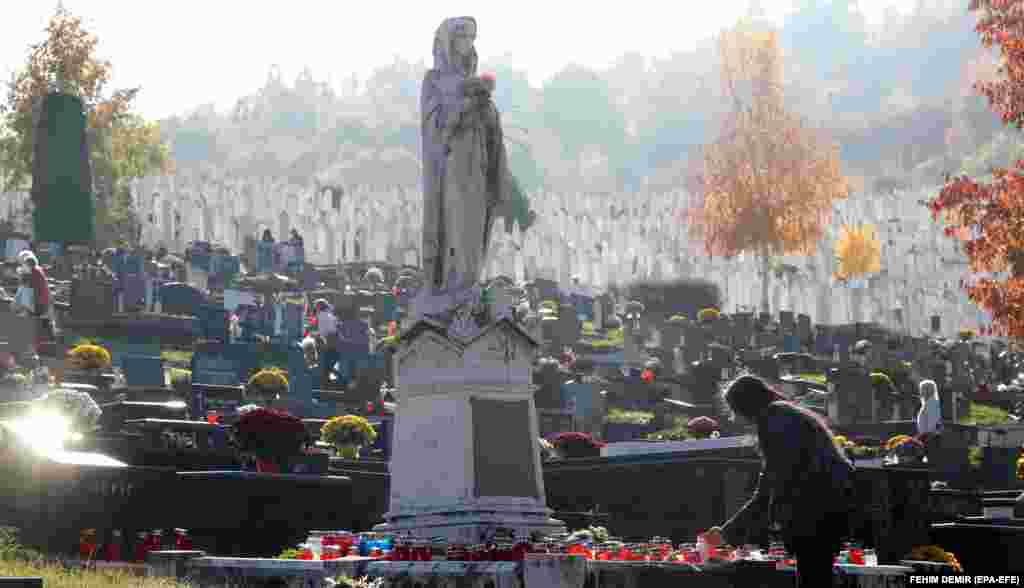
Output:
5,411,73,455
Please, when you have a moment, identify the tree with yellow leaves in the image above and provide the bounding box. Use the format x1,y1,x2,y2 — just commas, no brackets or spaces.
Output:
688,19,848,314
834,223,882,323
834,224,881,280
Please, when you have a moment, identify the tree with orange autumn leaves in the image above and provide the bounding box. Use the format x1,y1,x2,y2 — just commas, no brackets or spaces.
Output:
688,20,847,314
928,0,1024,337
0,5,171,245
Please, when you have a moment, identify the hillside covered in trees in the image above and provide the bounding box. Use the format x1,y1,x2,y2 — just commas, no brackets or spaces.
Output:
158,0,1009,205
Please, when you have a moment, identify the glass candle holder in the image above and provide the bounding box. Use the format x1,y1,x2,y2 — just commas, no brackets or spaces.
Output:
446,543,466,561
512,541,530,561
393,539,410,562
416,540,434,562
134,532,149,562
174,529,193,551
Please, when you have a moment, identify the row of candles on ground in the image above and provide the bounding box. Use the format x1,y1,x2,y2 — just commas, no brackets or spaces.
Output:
294,532,877,567
79,529,193,562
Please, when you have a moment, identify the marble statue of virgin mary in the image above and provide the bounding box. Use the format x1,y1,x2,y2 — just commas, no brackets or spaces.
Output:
420,16,511,298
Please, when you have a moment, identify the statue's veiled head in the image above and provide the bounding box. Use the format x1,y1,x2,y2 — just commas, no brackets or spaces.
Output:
433,17,478,76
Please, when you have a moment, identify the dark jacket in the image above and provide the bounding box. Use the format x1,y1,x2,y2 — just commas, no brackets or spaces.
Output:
721,401,855,545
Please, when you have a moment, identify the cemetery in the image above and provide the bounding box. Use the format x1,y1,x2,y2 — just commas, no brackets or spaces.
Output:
6,4,1024,588
1,212,1015,584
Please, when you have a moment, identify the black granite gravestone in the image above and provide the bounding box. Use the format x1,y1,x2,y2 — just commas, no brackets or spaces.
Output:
779,311,794,333
472,398,540,498
711,319,731,345
534,278,559,302
755,332,781,350
533,361,564,410
733,321,756,349
797,314,812,343
71,278,115,319
660,321,683,350
594,294,614,329
733,312,754,332
558,303,582,346
682,326,706,364
831,367,872,424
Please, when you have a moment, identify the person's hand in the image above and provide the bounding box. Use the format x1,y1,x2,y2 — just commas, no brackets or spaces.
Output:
703,527,723,546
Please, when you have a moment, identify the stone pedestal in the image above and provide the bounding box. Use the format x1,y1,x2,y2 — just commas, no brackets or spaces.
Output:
375,317,564,543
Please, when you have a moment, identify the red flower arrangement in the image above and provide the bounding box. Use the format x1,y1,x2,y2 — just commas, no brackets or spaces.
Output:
560,349,577,371
973,383,994,403
687,416,720,439
549,432,605,458
232,408,308,460
915,432,939,448
641,368,655,384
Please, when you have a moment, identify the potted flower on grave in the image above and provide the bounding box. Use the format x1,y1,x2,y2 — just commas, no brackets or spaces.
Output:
67,344,111,371
549,432,605,459
64,343,112,385
958,328,976,342
902,545,963,574
640,367,656,384
170,369,192,400
885,436,926,466
687,416,720,440
839,436,885,463
320,414,377,460
232,407,308,473
697,308,720,324
247,368,288,404
885,434,915,451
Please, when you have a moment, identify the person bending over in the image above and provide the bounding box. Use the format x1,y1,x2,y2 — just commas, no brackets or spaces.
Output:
703,375,856,588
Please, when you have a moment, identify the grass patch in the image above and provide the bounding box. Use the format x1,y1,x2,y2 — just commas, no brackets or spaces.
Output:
161,350,193,365
968,446,984,468
644,415,693,441
792,373,827,385
605,408,654,425
580,327,624,350
0,527,187,587
960,402,1010,427
0,561,187,587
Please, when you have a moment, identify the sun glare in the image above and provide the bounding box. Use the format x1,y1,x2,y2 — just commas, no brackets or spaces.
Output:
5,411,73,455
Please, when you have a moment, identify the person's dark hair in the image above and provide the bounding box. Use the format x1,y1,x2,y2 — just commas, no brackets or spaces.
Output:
726,375,843,453
724,375,785,420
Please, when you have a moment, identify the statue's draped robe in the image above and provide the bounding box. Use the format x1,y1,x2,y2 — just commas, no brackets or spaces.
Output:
421,17,510,293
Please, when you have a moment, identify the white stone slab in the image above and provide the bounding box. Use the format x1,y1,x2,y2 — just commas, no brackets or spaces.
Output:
601,436,756,457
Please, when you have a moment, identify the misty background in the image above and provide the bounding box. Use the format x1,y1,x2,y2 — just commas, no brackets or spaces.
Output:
3,0,1006,199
